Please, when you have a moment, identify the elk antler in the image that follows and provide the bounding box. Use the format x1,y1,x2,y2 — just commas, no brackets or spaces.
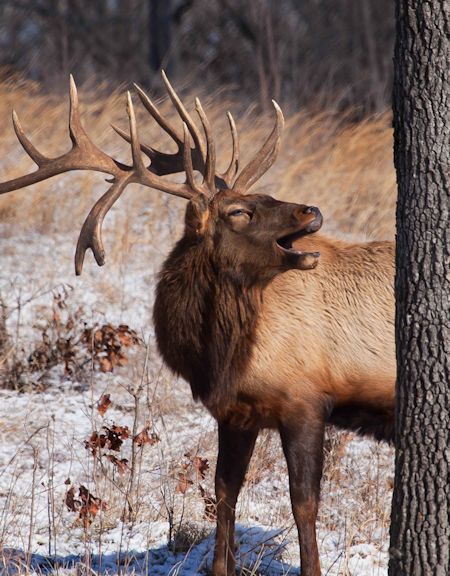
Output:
233,100,284,193
112,71,284,192
0,76,217,273
0,73,284,274
112,71,240,190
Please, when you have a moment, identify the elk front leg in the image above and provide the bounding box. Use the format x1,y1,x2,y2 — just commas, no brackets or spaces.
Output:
212,423,259,576
279,413,325,576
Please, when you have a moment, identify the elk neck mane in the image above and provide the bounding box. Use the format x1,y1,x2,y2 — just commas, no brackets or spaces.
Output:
153,234,264,412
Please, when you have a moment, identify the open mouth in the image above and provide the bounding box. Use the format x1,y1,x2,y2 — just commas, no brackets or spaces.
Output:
276,215,322,257
277,230,310,255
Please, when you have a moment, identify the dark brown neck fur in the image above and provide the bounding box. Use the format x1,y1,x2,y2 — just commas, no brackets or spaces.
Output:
153,236,262,414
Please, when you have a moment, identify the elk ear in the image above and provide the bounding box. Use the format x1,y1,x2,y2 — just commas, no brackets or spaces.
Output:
185,195,210,237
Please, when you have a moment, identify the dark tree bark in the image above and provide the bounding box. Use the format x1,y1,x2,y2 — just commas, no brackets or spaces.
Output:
149,0,172,73
389,1,449,575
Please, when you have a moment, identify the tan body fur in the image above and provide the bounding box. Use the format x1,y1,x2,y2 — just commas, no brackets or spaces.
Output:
255,236,394,405
208,235,395,432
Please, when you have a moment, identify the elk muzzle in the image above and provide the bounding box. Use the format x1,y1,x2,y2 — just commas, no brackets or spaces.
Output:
276,205,322,270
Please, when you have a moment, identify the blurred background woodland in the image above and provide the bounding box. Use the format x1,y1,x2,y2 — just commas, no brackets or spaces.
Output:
0,0,394,113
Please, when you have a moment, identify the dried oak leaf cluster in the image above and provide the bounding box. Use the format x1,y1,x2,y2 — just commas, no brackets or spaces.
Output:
65,395,161,524
2,287,142,390
84,394,160,476
85,424,131,457
65,481,107,528
176,452,216,521
81,324,141,373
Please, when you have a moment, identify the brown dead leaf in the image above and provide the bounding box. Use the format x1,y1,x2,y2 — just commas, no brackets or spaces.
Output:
65,486,79,512
118,325,140,347
78,485,107,527
84,431,107,456
176,473,194,494
94,329,103,343
133,427,160,447
97,394,111,416
106,455,129,475
99,357,113,373
193,456,209,480
102,424,130,451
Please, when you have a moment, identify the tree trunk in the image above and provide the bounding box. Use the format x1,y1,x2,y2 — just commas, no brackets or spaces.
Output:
149,0,173,74
389,1,449,575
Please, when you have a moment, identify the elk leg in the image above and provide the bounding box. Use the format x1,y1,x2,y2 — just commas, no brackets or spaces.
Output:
212,423,259,576
279,415,325,576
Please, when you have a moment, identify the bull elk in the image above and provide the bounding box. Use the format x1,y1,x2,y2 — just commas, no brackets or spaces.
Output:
0,74,395,576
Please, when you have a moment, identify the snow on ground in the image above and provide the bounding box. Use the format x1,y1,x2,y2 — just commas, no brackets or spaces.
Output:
0,189,394,575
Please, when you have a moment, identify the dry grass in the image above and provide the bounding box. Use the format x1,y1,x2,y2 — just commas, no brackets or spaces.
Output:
280,112,396,239
0,78,396,575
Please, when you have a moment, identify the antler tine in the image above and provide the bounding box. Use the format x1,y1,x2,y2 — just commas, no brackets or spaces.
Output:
183,123,196,190
232,100,284,194
111,123,156,162
221,111,240,188
133,82,183,145
75,176,132,275
161,71,206,162
182,123,206,196
195,98,216,193
126,91,147,177
68,74,86,147
0,77,122,196
12,110,49,167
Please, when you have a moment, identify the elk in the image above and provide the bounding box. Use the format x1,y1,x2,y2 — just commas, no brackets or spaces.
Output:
0,74,395,576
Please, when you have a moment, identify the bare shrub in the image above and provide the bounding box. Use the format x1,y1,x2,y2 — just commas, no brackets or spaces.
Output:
171,522,211,554
0,296,12,380
0,287,141,391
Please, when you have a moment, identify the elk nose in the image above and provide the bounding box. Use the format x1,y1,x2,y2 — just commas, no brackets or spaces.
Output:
302,205,320,216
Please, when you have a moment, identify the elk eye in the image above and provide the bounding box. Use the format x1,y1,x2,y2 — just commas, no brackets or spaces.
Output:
229,209,251,218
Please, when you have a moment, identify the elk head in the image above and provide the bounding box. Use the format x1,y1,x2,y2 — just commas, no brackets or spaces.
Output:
182,191,321,285
0,72,322,281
